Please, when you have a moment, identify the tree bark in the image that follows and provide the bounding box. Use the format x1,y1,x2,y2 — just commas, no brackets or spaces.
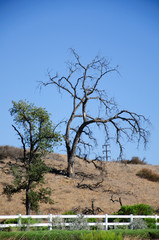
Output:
67,153,75,178
26,188,31,215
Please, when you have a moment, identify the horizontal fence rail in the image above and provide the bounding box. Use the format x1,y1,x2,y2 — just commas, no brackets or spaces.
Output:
0,214,158,230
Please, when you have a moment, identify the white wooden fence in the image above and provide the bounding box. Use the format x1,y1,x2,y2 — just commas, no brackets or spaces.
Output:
0,214,158,230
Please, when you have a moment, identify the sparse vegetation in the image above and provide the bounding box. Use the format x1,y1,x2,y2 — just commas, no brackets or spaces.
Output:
121,156,146,165
0,145,23,160
136,168,159,182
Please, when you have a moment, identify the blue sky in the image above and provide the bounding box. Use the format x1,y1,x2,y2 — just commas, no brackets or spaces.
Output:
0,0,159,165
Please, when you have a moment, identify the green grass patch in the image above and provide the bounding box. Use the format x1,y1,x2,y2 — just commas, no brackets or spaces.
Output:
111,229,159,239
0,229,159,240
0,230,89,240
79,231,122,240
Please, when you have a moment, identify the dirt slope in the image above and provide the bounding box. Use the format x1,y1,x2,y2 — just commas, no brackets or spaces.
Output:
0,153,159,215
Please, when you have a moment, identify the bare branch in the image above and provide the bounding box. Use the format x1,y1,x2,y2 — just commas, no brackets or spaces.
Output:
110,194,123,207
12,125,26,162
77,176,104,191
41,49,150,177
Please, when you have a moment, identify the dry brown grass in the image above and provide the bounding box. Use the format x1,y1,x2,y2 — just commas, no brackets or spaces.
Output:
137,168,159,182
0,145,23,160
123,237,145,240
0,152,159,215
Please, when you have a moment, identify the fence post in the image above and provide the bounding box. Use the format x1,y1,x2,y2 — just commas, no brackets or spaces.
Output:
130,214,133,229
105,214,108,231
155,214,157,229
18,214,22,228
49,214,53,230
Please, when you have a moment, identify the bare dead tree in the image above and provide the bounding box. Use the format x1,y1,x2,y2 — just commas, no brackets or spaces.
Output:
82,199,103,215
41,49,150,178
110,194,123,207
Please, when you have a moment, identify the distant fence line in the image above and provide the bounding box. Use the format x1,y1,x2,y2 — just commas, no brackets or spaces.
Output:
0,214,159,230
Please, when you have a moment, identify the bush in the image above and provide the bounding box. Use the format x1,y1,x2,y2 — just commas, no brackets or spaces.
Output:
69,214,90,230
130,156,146,164
121,156,146,165
62,211,103,230
111,204,156,229
129,218,147,229
53,212,90,230
0,145,23,160
62,210,76,215
136,168,159,182
116,204,156,215
144,218,157,229
52,216,65,230
3,217,45,231
4,218,18,224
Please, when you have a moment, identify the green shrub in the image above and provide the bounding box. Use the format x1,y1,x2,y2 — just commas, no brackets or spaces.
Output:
62,210,77,215
136,168,159,182
87,218,100,230
4,218,18,224
87,218,97,223
144,218,157,229
4,217,41,225
116,204,156,215
111,204,156,229
3,217,44,231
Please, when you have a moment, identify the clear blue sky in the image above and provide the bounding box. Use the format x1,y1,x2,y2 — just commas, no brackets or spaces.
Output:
0,0,159,165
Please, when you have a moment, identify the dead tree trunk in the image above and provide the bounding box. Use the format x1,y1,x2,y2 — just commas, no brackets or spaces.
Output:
67,153,75,178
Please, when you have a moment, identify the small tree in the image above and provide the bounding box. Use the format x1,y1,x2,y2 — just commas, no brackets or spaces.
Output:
41,49,150,178
3,100,61,215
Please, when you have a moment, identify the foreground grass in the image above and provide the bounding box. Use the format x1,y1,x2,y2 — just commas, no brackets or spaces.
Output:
0,230,84,240
112,229,159,239
0,229,159,240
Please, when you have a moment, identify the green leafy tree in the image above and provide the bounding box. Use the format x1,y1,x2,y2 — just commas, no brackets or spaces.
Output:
3,100,61,215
